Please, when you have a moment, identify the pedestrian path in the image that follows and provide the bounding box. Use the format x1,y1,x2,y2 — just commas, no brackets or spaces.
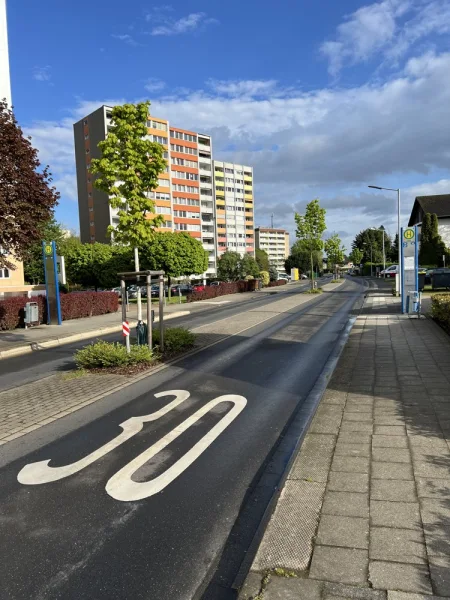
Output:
241,287,450,599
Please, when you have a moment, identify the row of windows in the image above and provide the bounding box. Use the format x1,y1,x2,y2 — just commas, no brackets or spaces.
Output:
156,206,171,215
174,197,200,206
147,191,171,200
173,184,198,193
158,178,170,187
226,206,246,211
170,130,197,142
147,120,167,131
175,223,201,232
172,170,199,181
147,134,168,144
171,144,198,155
174,210,200,219
171,157,197,168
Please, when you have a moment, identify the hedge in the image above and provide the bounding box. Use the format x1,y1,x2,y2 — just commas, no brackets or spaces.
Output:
186,280,258,302
0,291,119,330
431,294,450,333
267,280,287,287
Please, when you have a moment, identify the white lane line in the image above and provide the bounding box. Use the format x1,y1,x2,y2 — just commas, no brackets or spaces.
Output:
105,394,247,502
17,390,190,485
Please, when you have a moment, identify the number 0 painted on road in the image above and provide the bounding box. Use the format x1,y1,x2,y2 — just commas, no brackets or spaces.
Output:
17,391,247,502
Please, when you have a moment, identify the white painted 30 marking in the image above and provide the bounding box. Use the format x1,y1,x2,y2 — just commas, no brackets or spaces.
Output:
17,390,247,502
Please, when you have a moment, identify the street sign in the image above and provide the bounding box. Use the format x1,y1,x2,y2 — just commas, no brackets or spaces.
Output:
401,226,418,314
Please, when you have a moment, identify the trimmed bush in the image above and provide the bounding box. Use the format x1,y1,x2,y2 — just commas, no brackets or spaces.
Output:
187,280,254,302
267,280,287,287
153,326,196,354
260,271,270,286
75,340,153,369
0,291,118,330
0,296,46,330
431,294,450,333
306,287,323,294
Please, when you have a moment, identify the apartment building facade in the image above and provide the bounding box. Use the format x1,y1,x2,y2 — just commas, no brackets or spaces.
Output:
213,161,255,257
255,227,290,272
74,105,216,278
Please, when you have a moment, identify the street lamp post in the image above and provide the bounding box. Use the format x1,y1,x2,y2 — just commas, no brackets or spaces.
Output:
368,186,401,295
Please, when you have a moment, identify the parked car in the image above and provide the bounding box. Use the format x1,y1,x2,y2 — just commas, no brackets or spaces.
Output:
111,287,121,296
150,284,169,297
277,273,290,281
380,265,398,278
192,284,206,292
209,281,221,287
170,284,193,296
300,273,308,279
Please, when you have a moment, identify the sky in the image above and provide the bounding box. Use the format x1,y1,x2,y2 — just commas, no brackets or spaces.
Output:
6,0,450,251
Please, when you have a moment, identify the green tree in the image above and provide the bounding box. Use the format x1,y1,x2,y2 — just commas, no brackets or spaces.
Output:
349,247,364,267
141,231,208,293
0,100,59,269
63,243,133,289
352,228,391,264
419,212,450,266
217,251,248,281
285,240,322,275
255,248,270,272
269,263,278,281
240,254,260,279
325,234,345,276
89,101,167,319
294,199,327,286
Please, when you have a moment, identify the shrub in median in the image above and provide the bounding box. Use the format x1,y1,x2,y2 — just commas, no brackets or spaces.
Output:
75,340,153,369
153,327,196,354
431,294,450,332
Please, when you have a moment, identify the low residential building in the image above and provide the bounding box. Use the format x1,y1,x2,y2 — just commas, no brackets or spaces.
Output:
255,227,290,272
74,105,217,279
213,161,254,257
408,194,450,246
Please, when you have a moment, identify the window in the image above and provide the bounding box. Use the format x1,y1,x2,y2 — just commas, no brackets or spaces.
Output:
173,197,200,206
83,119,88,126
84,134,89,140
171,157,197,168
173,184,198,193
106,112,112,119
236,170,243,175
174,210,200,219
158,178,170,187
147,120,167,131
184,133,196,142
215,166,224,172
174,210,187,218
156,206,171,215
226,187,234,192
172,170,199,181
164,221,172,228
175,223,201,232
0,268,10,278
225,168,233,173
88,206,94,212
147,134,167,144
89,221,95,226
225,177,234,183
198,137,210,146
170,130,183,140
170,144,198,156
86,163,91,170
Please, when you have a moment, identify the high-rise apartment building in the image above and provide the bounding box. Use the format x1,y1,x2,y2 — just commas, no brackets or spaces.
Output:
255,228,290,272
74,105,217,278
0,0,11,107
213,161,254,257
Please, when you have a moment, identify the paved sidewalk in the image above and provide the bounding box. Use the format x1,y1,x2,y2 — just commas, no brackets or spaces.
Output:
241,286,450,599
0,280,344,445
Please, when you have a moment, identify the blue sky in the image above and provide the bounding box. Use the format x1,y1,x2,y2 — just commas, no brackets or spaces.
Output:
6,0,450,250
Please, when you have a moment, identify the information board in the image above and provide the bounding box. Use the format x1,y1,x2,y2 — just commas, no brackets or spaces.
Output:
401,226,418,314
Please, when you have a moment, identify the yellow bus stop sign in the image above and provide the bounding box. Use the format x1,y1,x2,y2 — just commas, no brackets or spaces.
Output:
44,244,53,256
404,229,415,240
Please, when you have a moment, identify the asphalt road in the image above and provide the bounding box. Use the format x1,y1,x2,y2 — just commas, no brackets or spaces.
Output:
0,279,365,600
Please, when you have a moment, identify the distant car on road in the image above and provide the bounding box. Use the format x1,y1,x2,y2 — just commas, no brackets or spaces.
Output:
192,284,206,292
380,265,398,278
277,273,291,281
300,273,308,279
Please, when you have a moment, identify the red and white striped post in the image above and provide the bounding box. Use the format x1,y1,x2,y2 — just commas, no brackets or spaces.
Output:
122,320,131,353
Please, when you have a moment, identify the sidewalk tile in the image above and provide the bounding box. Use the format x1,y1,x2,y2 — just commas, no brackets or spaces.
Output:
310,546,368,585
412,461,450,479
423,523,450,556
370,561,432,594
341,422,374,433
339,433,372,444
372,448,411,463
372,436,409,448
372,462,414,480
322,491,369,518
370,501,422,530
328,472,369,493
316,514,369,549
416,478,450,499
374,426,407,436
323,582,387,599
331,456,370,473
388,593,449,599
264,578,323,600
370,527,427,564
371,480,417,504
335,443,371,458
343,413,374,423
429,556,450,597
420,498,450,525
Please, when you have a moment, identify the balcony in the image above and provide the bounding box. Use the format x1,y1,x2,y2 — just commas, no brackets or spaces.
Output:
202,243,215,251
198,143,211,154
200,167,211,177
200,182,212,191
201,204,213,214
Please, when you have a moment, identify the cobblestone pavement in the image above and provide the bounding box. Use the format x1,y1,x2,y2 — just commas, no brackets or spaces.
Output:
0,281,348,445
242,287,450,599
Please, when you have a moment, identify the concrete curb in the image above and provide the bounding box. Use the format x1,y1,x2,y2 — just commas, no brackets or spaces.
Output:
0,311,190,360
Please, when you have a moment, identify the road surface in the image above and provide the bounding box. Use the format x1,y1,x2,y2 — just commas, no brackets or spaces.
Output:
0,278,365,600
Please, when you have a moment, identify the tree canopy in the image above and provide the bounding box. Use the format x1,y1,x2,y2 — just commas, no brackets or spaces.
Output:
294,199,326,283
141,231,208,279
419,213,450,267
285,240,322,275
217,251,260,281
351,228,392,264
89,101,166,248
0,100,59,268
255,248,270,272
325,234,345,272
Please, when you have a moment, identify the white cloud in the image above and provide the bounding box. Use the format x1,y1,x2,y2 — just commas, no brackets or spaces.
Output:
149,11,218,36
33,66,51,82
144,78,166,93
321,0,450,76
23,50,450,248
111,33,140,47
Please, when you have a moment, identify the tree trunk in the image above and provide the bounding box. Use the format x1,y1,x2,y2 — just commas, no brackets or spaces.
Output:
134,247,142,322
310,252,314,289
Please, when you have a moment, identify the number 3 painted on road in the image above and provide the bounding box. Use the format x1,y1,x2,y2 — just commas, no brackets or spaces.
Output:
17,390,247,502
